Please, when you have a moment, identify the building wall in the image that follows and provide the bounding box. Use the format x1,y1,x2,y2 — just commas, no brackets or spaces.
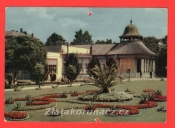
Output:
62,45,90,54
47,52,62,81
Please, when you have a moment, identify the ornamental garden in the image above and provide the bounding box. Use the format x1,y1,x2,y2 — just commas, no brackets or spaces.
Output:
4,79,167,122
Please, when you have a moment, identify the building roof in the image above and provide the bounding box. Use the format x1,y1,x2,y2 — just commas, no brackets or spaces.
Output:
91,44,116,55
5,30,39,40
45,46,62,53
106,41,156,56
119,20,143,38
71,44,116,55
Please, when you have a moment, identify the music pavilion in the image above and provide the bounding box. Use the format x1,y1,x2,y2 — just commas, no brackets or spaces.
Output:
47,20,157,81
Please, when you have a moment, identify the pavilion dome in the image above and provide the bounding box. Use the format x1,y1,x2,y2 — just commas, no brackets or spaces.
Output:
119,20,143,39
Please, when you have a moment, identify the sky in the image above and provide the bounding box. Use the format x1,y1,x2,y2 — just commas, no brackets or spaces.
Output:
5,7,167,43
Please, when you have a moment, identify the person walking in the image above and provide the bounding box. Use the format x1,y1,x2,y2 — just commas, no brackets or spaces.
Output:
140,70,142,79
150,71,153,78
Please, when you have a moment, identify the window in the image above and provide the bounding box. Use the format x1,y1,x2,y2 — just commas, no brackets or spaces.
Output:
48,65,57,73
47,59,57,73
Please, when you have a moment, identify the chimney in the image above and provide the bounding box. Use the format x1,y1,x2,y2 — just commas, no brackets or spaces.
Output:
31,33,33,37
20,28,23,33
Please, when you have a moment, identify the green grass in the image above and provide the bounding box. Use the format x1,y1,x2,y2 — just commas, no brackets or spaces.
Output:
4,80,167,122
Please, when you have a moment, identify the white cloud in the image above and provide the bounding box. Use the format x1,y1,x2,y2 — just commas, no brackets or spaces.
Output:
58,17,89,29
23,7,54,20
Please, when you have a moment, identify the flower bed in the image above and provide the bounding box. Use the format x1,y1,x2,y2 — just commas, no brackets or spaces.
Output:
14,98,27,101
85,90,101,93
5,100,14,104
143,89,156,92
26,101,51,106
78,91,133,102
133,101,158,109
4,111,29,121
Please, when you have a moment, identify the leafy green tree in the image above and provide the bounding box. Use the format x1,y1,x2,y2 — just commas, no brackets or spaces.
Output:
71,29,94,45
45,33,66,46
90,58,118,93
5,36,48,83
143,36,160,54
30,63,45,88
95,39,113,44
156,36,167,77
161,36,167,44
63,53,80,86
87,57,100,78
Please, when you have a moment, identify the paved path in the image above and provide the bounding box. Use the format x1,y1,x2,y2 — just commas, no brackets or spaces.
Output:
5,77,167,92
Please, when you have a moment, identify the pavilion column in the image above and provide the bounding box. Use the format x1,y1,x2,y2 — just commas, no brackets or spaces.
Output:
145,59,147,72
141,59,144,73
153,59,156,75
82,58,85,73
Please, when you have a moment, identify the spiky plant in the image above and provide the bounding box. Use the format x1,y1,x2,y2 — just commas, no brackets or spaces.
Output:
13,102,21,110
157,106,166,112
139,95,148,104
26,95,33,104
90,62,118,93
5,97,14,103
155,90,162,95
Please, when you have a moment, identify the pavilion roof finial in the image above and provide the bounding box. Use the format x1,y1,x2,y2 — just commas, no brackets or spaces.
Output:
130,13,132,24
130,19,132,24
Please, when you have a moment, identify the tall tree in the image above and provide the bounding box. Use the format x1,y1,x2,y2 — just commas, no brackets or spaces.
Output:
45,33,66,46
143,36,160,54
156,36,167,77
95,39,113,44
30,63,45,88
71,29,94,45
87,57,100,78
5,36,48,84
62,53,81,86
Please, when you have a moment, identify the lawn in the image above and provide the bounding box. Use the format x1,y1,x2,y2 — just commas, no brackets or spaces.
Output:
4,80,167,122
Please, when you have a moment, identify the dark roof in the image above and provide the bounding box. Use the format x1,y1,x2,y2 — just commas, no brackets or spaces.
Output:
5,31,39,40
119,21,143,38
106,41,156,56
45,46,62,53
92,44,116,55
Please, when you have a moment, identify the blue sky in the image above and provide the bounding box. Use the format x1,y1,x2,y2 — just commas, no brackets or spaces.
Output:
5,7,167,43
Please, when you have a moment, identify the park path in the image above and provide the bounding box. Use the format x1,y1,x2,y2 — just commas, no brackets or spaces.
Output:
4,77,167,92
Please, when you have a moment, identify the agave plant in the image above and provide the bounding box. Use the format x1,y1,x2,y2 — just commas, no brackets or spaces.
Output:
110,105,116,110
139,94,148,104
90,62,118,93
155,90,162,96
148,93,155,101
26,95,33,104
157,106,166,112
5,97,14,103
85,101,95,111
13,102,21,110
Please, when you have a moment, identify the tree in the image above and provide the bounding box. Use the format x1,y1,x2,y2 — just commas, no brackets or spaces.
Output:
71,29,94,45
63,53,81,86
45,33,66,46
161,36,167,44
143,36,160,54
30,63,45,88
95,39,113,44
90,58,118,93
87,57,100,78
5,36,48,84
156,36,167,77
